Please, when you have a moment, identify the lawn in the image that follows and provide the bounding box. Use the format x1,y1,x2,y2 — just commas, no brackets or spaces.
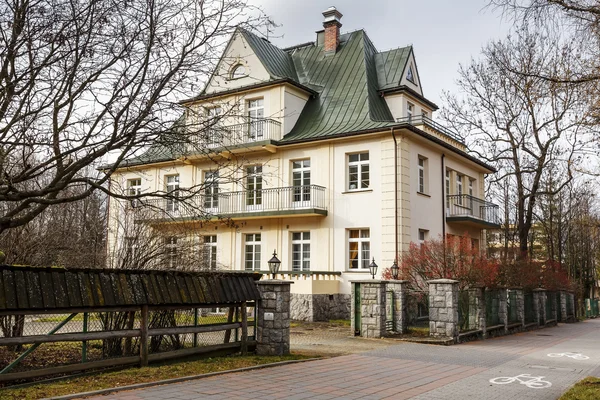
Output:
0,353,317,400
560,377,600,400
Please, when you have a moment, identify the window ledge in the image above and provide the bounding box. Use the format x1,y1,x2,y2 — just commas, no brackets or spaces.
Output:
342,189,373,194
417,192,431,198
345,270,372,273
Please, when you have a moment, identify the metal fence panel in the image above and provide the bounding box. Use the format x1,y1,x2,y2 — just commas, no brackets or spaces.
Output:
524,292,535,324
507,290,519,324
485,290,501,327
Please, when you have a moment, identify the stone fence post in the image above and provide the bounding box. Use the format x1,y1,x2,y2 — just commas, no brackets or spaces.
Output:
351,281,388,338
558,291,568,322
513,288,525,328
533,288,547,326
256,280,292,356
468,286,485,335
386,280,407,334
428,279,458,339
498,288,508,333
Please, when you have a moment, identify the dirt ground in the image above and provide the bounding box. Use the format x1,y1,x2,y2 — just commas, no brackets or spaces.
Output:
289,321,398,356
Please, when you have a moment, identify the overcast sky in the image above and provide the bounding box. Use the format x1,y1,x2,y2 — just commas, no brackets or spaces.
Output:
251,0,511,108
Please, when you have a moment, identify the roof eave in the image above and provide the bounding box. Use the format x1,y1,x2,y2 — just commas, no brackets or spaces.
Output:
380,85,439,111
179,78,318,105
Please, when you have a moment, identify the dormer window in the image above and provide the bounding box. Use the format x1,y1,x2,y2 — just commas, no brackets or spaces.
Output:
406,64,415,84
230,64,246,79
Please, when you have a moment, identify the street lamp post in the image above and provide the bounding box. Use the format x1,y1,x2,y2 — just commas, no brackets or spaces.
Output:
268,250,281,279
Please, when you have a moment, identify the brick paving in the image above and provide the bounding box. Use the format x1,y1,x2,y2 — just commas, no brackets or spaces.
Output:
87,319,600,400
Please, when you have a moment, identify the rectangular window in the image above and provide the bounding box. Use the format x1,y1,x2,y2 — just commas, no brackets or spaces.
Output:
292,232,310,271
456,174,463,205
203,235,217,270
244,233,261,271
407,102,414,120
246,166,263,207
292,159,311,203
348,229,370,269
204,171,219,210
445,170,450,210
165,237,178,269
469,178,474,197
206,107,222,147
422,110,428,119
127,178,142,196
247,98,264,140
417,156,428,194
348,152,369,191
165,175,180,212
418,229,428,247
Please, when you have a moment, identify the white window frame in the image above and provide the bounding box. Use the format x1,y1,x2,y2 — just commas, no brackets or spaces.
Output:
230,64,246,79
291,232,311,272
418,229,428,247
127,178,142,196
292,159,311,204
165,236,178,269
417,156,428,194
206,107,223,147
347,152,369,191
244,233,261,271
247,98,264,140
245,165,263,208
165,174,180,213
348,229,370,270
203,235,217,270
203,170,219,211
422,110,428,119
407,102,414,120
446,169,451,211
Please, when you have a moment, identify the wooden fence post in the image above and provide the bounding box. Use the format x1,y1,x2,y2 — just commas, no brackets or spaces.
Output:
241,302,248,355
224,306,235,344
140,305,149,367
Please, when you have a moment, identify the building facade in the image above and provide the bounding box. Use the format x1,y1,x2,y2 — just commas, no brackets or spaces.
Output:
106,7,500,320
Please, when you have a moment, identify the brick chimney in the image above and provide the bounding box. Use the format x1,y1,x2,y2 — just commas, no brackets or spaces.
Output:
322,6,342,55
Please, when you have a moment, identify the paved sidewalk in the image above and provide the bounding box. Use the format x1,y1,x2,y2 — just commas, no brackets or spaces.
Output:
87,319,600,400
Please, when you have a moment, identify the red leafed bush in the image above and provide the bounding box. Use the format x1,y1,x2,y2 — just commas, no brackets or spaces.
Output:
382,234,500,291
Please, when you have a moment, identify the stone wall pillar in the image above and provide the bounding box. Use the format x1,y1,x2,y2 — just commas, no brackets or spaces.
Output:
468,287,485,334
386,280,407,334
568,292,576,320
498,288,508,333
428,279,459,338
256,280,292,356
558,291,568,322
360,281,387,338
514,289,525,328
533,288,547,326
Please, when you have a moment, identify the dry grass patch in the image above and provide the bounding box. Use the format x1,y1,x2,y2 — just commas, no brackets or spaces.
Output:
560,377,600,400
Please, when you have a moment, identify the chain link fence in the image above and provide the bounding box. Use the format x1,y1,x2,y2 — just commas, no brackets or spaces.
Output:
485,289,501,327
524,291,536,324
507,290,519,325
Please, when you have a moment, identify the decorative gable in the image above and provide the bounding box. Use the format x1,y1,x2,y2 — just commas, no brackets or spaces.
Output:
203,30,271,95
399,52,422,95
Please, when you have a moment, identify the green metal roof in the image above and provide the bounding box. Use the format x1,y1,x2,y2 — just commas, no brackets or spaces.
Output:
238,28,299,82
375,47,412,90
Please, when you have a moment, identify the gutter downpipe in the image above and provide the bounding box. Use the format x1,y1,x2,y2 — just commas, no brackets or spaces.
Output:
391,128,399,263
441,154,446,240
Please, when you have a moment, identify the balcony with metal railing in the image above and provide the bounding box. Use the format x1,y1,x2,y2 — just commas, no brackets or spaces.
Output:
135,184,327,222
396,115,465,147
191,118,281,150
446,194,500,228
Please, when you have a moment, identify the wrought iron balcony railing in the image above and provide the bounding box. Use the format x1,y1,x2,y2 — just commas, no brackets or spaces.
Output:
192,118,281,149
446,194,500,226
395,115,465,144
135,184,327,221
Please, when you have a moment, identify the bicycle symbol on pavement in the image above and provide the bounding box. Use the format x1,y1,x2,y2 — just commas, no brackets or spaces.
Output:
547,352,589,360
490,374,552,389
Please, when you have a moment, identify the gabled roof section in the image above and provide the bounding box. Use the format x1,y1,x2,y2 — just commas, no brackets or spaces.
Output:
281,30,395,141
375,46,412,90
238,28,299,81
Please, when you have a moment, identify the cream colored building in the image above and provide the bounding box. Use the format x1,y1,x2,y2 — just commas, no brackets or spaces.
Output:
107,7,499,320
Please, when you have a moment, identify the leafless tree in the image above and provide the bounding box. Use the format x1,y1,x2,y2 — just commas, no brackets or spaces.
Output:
443,28,594,258
0,0,263,233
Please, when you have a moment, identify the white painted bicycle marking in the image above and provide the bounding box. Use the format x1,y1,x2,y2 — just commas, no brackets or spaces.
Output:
490,374,552,389
547,352,589,360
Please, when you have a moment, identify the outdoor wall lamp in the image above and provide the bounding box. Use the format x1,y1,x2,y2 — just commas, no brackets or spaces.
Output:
391,259,399,280
369,257,378,279
268,249,281,279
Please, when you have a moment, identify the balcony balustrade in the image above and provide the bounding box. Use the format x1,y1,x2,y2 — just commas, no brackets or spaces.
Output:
395,115,465,145
135,184,327,221
446,194,500,228
192,118,281,150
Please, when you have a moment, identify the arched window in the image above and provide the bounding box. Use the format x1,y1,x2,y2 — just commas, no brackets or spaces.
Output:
230,64,246,79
